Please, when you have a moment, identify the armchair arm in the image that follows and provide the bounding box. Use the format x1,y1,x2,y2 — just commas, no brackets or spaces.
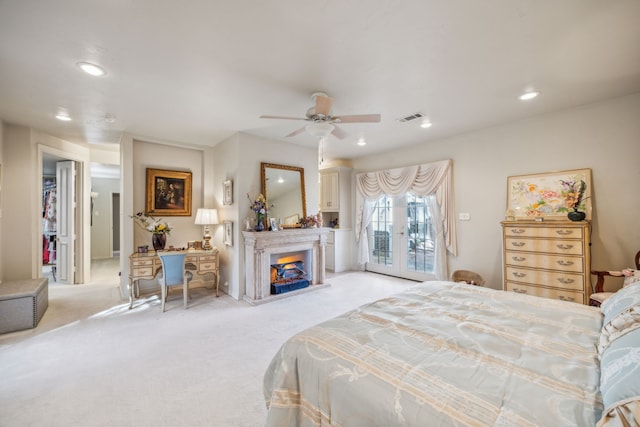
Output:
590,270,624,293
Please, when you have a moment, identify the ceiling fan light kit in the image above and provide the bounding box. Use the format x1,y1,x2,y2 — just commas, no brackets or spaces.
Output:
305,122,334,138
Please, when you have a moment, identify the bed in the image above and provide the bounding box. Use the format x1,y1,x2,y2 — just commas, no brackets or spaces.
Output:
264,280,640,426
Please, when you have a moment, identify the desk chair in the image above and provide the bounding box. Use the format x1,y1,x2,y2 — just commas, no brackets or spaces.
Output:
158,252,190,312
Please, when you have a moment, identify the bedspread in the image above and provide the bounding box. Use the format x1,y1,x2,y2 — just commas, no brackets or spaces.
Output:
264,281,603,426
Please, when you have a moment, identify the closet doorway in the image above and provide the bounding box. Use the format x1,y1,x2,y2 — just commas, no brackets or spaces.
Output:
42,153,82,284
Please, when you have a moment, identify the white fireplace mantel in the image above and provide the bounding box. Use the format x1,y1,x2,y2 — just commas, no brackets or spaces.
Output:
242,228,330,304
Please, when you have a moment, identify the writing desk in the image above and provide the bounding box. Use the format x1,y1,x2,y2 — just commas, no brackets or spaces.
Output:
128,249,219,309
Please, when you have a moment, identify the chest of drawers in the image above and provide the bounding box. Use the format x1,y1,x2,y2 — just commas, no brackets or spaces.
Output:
501,221,591,304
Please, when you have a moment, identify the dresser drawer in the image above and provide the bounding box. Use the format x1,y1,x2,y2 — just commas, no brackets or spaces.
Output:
504,251,584,273
132,259,154,267
506,282,584,303
198,262,217,271
198,255,217,263
505,267,584,291
503,226,583,239
505,237,584,255
132,267,154,277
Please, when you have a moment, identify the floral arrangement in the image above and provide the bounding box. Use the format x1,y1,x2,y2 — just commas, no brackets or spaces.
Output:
130,211,172,235
560,179,587,211
300,215,319,228
247,193,270,218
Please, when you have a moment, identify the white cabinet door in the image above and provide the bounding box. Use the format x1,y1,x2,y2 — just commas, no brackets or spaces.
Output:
320,172,339,212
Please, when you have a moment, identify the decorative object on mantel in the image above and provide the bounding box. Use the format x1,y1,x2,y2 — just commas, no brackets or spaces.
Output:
300,215,319,228
248,193,271,231
561,179,588,221
194,208,219,250
130,211,172,251
506,168,592,221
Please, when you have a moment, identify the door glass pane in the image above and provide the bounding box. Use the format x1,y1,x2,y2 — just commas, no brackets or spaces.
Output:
406,193,434,273
369,194,392,265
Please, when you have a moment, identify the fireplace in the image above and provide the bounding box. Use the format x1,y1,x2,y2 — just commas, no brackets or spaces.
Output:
270,257,310,295
242,228,330,304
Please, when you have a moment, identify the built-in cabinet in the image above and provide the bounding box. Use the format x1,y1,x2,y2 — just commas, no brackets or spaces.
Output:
320,166,353,272
501,221,591,304
320,171,339,212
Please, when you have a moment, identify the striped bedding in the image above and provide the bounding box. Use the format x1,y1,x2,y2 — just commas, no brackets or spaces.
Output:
264,281,603,426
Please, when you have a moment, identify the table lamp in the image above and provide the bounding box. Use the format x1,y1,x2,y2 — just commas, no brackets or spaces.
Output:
194,208,219,251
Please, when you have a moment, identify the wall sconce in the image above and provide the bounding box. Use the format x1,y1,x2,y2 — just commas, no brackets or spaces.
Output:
194,208,219,251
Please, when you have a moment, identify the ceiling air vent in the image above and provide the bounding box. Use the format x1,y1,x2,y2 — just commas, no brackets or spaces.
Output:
397,112,424,122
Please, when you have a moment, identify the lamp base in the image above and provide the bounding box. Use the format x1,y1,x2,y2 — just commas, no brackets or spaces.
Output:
202,235,212,251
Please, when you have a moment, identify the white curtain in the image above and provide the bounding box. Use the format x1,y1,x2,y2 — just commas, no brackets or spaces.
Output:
354,159,456,279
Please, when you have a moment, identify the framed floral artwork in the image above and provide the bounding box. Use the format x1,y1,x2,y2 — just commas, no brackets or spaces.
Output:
223,180,233,205
223,220,233,246
146,168,192,216
507,168,592,221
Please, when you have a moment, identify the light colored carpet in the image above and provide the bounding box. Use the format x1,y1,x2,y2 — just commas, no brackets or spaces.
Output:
0,260,415,427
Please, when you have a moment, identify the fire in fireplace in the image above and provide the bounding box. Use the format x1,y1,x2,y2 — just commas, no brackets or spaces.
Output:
270,258,310,295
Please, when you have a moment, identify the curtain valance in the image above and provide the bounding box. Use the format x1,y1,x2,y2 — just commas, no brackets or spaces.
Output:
355,159,457,256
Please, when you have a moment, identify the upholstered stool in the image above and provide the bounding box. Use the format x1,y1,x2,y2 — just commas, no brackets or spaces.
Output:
0,278,48,334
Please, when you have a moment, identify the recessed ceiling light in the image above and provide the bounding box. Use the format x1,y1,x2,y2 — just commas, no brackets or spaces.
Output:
519,91,540,101
55,113,71,121
420,120,432,129
357,138,367,146
77,62,106,77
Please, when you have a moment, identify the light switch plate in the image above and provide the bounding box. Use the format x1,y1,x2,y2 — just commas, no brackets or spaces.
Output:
459,212,470,221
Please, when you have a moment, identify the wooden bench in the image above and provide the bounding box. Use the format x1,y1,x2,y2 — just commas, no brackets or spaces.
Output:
0,278,48,334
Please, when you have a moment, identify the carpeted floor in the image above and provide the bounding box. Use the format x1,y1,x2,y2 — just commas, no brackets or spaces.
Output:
0,260,415,427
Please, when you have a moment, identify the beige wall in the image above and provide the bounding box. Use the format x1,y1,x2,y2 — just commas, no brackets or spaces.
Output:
352,93,640,291
90,178,120,259
213,132,319,299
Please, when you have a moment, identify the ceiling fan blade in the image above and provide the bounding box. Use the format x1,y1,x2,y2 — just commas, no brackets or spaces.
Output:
260,115,307,120
333,114,381,123
286,126,307,138
331,125,348,139
315,95,333,117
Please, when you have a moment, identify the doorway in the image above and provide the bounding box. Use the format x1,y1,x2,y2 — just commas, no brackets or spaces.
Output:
365,193,437,281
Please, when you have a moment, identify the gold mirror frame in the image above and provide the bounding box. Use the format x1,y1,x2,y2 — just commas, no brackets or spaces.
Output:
261,162,306,226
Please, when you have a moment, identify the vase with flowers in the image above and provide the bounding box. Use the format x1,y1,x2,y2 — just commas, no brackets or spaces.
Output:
247,193,270,231
130,211,172,250
561,179,587,221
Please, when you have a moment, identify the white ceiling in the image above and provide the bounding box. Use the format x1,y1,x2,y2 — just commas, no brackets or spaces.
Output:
1,1,639,162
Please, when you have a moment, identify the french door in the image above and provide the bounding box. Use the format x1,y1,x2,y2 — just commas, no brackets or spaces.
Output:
366,193,436,281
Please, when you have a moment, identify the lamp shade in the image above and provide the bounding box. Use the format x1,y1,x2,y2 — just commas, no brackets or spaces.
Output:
194,208,219,225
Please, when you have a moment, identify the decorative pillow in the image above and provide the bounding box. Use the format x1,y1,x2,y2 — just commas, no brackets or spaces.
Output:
597,328,640,426
599,282,640,357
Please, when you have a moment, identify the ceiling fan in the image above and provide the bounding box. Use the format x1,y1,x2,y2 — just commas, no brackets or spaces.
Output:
260,92,381,139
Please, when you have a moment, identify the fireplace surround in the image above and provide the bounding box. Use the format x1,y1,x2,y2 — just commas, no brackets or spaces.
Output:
242,228,329,304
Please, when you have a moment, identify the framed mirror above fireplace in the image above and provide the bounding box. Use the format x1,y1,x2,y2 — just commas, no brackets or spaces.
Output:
261,162,306,226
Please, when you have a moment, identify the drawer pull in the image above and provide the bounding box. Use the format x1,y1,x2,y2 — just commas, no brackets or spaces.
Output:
556,260,574,266
511,242,526,247
558,295,575,302
513,288,528,294
512,272,526,278
511,256,526,262
510,229,525,234
556,230,574,236
557,278,575,284
556,244,574,250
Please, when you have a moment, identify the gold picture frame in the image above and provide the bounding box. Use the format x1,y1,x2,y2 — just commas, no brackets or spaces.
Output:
506,168,592,221
145,168,192,216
